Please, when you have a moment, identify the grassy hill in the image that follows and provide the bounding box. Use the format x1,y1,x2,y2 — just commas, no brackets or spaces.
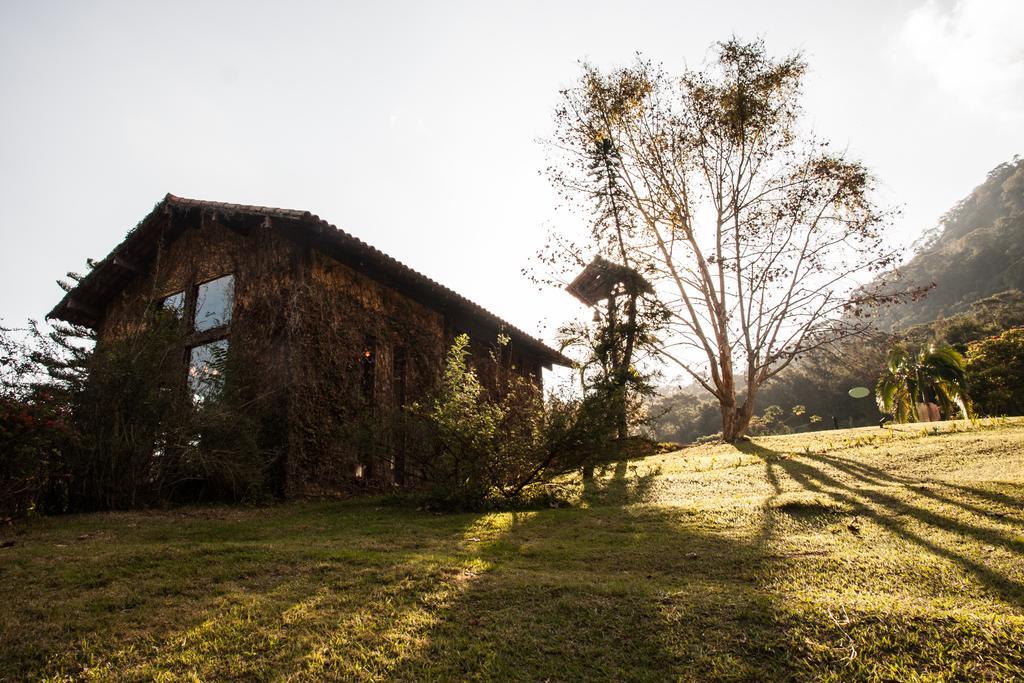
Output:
2,420,1024,681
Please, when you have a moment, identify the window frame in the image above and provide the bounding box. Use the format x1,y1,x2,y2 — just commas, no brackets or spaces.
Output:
157,290,186,318
361,336,377,405
154,270,236,401
192,273,235,334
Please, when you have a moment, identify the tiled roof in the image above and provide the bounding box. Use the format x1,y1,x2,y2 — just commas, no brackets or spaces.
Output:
49,193,569,367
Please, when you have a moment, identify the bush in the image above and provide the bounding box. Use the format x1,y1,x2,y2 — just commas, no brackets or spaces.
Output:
0,391,73,518
412,334,611,510
0,313,279,516
746,405,821,436
966,327,1024,416
66,312,278,509
0,326,77,517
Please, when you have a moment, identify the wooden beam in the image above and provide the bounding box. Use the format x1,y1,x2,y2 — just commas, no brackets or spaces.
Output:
112,254,146,275
169,206,202,233
161,206,198,247
65,298,101,319
216,212,259,236
186,326,229,348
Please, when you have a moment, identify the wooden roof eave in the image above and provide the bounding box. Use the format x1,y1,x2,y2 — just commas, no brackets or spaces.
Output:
48,194,572,368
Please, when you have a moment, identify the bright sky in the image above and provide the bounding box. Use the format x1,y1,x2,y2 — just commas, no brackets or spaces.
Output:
2,0,1022,361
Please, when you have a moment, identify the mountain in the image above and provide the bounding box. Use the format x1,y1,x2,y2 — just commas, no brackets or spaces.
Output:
873,157,1024,330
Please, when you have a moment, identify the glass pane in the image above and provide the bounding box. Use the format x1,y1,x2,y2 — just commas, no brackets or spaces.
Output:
159,291,185,317
194,274,234,331
188,339,228,403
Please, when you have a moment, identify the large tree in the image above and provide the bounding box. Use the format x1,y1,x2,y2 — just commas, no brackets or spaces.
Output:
547,39,910,441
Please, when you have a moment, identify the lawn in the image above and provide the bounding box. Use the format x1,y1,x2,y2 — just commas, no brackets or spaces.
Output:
2,419,1024,681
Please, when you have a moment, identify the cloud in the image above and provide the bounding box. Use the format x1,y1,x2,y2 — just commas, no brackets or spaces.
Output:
896,0,1024,118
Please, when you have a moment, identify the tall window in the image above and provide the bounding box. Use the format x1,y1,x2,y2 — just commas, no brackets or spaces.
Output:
194,274,234,331
155,272,235,403
188,339,228,403
392,346,407,408
391,346,407,484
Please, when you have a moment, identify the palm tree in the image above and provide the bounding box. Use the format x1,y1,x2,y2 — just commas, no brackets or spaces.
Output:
876,343,970,423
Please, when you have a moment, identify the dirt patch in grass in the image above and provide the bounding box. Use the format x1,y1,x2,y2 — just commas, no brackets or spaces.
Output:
772,498,853,530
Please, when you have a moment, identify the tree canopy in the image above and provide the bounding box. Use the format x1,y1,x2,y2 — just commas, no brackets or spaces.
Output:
547,39,906,440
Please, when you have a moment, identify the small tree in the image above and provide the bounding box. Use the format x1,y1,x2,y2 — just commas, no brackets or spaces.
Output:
0,263,99,516
557,276,667,477
416,334,506,506
547,39,911,441
875,343,969,423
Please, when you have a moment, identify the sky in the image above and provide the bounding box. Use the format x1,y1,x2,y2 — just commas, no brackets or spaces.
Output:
1,0,1022,370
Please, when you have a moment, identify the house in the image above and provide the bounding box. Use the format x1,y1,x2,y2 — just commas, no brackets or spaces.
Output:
49,194,569,496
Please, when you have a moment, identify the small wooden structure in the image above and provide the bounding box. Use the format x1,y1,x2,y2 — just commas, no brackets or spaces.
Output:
565,256,652,306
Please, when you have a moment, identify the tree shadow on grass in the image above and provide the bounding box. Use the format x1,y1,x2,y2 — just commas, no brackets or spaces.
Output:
804,451,1024,529
942,481,1024,509
376,445,1024,681
344,441,1024,680
104,494,796,680
10,495,769,680
8,444,1024,681
378,502,798,681
0,502,489,680
736,441,1024,606
581,457,662,506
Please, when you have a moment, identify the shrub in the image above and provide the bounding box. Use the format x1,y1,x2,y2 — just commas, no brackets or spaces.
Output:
0,326,77,517
412,334,610,510
966,327,1024,416
67,312,278,509
0,390,73,517
1,312,279,516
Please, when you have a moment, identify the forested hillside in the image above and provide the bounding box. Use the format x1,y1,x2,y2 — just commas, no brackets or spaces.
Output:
874,157,1024,330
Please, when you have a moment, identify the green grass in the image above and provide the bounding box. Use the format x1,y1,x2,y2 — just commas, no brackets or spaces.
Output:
2,419,1024,681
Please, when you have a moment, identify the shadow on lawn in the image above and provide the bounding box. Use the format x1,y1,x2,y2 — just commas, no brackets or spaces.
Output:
235,456,801,680
738,441,1024,606
580,457,661,506
379,470,794,680
805,451,1024,529
2,504,489,679
273,448,1024,680
5,474,775,680
13,447,1024,680
239,456,795,680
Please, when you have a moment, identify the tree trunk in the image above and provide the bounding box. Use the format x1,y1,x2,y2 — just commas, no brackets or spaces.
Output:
721,404,740,442
721,400,755,443
616,292,639,441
